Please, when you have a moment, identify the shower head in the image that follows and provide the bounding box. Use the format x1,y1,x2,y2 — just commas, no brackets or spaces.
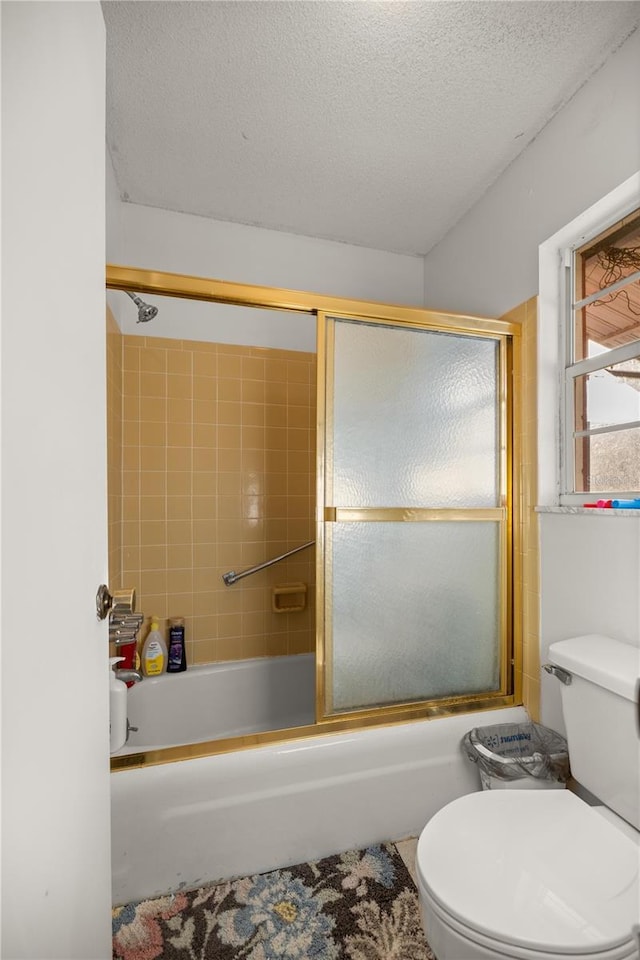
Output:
125,291,158,323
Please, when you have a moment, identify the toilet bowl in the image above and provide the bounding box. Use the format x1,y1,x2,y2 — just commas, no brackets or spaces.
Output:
415,635,640,959
416,789,639,960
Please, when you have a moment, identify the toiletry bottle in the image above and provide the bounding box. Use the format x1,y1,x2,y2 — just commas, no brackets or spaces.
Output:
167,616,187,673
141,617,167,676
109,656,127,753
118,638,138,688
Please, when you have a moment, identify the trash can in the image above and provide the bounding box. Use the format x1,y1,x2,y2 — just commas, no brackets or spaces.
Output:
462,722,569,790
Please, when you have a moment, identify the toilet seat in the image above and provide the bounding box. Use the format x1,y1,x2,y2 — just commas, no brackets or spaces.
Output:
417,790,639,958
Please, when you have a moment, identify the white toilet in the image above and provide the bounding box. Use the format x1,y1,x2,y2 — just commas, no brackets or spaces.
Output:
416,634,640,960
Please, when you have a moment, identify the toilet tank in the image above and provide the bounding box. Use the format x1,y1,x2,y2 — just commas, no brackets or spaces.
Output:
548,634,640,829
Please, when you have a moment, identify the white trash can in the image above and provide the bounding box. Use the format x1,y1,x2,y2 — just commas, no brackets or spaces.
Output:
462,722,569,790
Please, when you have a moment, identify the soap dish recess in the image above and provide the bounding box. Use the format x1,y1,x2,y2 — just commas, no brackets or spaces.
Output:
272,583,307,613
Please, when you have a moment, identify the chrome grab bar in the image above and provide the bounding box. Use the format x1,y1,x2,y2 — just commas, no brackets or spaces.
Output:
222,540,315,586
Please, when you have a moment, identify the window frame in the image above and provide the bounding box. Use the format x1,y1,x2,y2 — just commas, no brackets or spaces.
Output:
558,197,640,505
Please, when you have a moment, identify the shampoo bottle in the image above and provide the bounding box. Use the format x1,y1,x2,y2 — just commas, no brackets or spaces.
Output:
167,616,187,673
141,617,167,676
109,656,127,753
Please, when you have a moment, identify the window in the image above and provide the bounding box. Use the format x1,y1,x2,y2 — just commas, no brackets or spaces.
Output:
562,207,640,500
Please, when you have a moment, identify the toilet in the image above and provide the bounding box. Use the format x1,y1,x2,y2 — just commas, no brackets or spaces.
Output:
416,635,640,960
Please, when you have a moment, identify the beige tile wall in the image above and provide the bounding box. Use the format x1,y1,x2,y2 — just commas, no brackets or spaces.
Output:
118,335,316,666
502,298,540,720
106,307,123,593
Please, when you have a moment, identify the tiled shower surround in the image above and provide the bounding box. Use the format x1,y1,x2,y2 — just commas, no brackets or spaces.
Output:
107,326,316,666
106,301,538,718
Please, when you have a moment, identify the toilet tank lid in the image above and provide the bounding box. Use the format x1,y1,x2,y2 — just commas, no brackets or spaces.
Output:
548,635,640,701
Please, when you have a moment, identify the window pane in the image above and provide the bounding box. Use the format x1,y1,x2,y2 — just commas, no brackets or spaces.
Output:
331,319,499,508
329,521,501,712
574,211,640,362
579,211,640,293
574,361,640,432
573,298,640,362
574,426,640,493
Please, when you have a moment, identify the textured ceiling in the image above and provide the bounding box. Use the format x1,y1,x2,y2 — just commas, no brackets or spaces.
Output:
104,1,640,256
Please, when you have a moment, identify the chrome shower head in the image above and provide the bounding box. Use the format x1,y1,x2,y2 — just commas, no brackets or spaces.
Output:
125,291,158,323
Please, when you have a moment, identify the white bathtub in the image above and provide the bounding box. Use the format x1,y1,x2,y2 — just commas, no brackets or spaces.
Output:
115,653,316,755
111,675,528,904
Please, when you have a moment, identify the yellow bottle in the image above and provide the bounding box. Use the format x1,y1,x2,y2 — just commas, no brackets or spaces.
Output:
141,617,167,676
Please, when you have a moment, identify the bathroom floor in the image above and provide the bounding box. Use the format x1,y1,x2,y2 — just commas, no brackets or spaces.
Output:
395,836,419,884
112,837,433,959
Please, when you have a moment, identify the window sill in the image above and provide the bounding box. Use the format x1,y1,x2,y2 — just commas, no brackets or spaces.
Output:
535,506,640,517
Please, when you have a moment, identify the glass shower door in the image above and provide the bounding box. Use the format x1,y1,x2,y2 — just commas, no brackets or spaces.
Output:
317,314,511,719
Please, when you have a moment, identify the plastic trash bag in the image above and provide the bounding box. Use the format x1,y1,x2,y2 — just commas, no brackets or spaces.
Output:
462,722,569,790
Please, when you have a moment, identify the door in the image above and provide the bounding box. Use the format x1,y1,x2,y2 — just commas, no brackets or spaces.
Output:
317,313,512,720
1,4,112,957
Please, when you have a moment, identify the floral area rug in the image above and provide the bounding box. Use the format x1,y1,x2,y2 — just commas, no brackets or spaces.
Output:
112,842,435,960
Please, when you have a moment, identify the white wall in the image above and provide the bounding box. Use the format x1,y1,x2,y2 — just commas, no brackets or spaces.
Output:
108,201,425,349
1,3,112,956
422,27,640,319
107,147,123,266
539,515,640,734
106,149,129,333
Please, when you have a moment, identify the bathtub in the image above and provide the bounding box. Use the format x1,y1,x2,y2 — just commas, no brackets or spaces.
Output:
115,653,316,755
111,672,528,904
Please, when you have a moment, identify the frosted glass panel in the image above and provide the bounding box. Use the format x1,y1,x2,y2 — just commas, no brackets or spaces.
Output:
329,522,500,712
331,319,499,507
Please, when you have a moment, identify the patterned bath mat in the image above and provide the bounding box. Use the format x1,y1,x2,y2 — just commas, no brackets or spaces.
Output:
112,841,435,959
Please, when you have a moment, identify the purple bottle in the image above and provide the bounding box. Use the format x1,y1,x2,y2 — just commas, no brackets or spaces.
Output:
167,616,187,673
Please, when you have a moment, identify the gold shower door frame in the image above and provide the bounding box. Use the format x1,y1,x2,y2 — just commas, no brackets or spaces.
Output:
107,265,522,771
316,312,513,724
